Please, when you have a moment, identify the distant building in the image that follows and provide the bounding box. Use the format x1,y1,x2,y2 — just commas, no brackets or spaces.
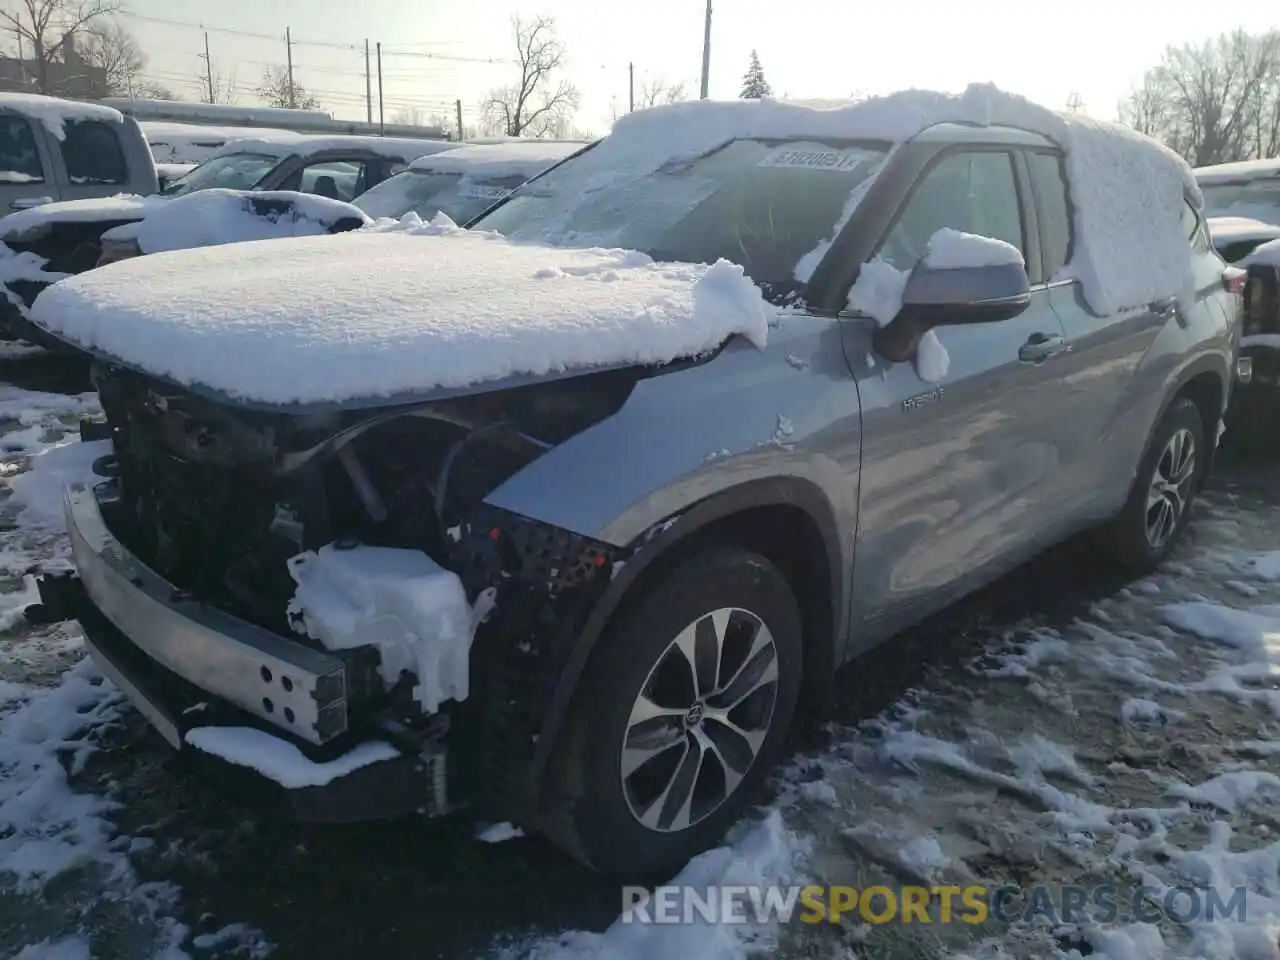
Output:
0,32,108,99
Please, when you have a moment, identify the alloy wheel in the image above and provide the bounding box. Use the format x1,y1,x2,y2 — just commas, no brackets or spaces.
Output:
1145,426,1196,550
619,607,779,833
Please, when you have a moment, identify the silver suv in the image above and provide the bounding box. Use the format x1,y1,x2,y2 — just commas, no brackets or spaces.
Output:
31,96,1243,878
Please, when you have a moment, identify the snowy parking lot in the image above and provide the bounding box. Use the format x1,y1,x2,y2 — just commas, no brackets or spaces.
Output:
4,364,1280,960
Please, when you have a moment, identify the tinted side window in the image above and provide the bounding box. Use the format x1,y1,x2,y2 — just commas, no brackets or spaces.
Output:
0,116,44,184
879,150,1024,272
1027,151,1072,277
299,160,366,202
60,121,127,185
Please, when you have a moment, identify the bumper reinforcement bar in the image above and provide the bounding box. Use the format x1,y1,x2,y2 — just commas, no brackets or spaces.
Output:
63,481,350,745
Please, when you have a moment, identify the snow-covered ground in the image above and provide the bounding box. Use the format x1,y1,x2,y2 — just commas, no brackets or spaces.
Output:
5,368,1280,958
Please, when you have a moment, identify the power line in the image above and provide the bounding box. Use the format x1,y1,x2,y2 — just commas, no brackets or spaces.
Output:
121,11,515,64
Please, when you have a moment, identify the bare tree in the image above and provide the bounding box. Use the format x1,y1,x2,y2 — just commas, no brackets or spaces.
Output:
0,0,121,94
255,64,319,110
199,63,239,105
481,15,580,137
81,18,142,96
1120,30,1280,165
132,80,176,100
391,105,424,125
637,78,687,109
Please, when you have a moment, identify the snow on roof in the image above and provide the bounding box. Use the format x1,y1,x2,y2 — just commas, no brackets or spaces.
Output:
0,195,151,238
408,140,583,178
30,218,771,407
1195,159,1280,184
1207,216,1280,245
141,121,298,145
518,83,1200,316
0,92,123,140
210,133,455,162
100,189,371,255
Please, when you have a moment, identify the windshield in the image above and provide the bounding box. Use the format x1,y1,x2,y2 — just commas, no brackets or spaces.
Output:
472,138,887,300
163,152,280,196
1201,179,1280,225
353,169,528,222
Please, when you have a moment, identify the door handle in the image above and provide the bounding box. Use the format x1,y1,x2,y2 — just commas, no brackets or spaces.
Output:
1018,332,1067,363
1150,296,1178,321
10,196,52,210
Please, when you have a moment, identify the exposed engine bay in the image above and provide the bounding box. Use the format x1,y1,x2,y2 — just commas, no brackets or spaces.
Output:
92,360,639,633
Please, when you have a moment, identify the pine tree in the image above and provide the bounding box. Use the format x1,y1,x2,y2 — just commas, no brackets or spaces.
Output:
740,50,772,99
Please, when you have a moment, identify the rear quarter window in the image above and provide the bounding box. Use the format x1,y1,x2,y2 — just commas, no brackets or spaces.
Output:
1026,151,1072,277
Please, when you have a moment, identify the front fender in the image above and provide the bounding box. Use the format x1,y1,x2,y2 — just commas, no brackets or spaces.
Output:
483,314,861,543
524,472,850,818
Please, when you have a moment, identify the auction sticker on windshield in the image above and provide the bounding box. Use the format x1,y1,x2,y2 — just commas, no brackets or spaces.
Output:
757,147,877,171
458,184,514,201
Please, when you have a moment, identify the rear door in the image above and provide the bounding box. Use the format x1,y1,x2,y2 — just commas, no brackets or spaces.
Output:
1032,148,1178,524
0,111,56,212
266,153,373,201
851,146,1070,629
51,119,134,202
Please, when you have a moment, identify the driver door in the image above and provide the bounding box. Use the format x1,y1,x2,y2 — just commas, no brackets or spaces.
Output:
849,148,1070,632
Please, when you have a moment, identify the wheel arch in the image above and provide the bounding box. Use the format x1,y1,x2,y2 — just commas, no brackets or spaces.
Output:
1141,358,1227,486
528,476,845,813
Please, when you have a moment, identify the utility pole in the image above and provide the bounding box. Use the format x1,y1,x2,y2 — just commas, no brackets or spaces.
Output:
376,42,384,135
365,40,372,123
629,62,634,112
285,27,296,108
699,0,712,99
203,31,215,104
455,99,464,141
15,29,25,87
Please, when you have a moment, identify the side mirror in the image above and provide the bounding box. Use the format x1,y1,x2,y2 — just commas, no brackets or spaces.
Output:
875,258,1031,363
900,258,1031,325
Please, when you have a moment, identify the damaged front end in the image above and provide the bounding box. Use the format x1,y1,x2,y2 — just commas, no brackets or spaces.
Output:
46,360,638,822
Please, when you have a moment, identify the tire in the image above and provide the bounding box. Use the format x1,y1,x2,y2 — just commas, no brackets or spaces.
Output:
542,548,803,877
1102,396,1206,574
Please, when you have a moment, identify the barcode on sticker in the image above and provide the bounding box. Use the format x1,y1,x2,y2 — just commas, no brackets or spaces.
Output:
757,148,871,171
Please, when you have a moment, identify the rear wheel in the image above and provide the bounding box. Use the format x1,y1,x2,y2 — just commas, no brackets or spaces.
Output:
1101,396,1205,574
543,548,802,877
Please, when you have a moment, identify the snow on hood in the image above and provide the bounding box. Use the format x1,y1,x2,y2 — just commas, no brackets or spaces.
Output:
523,83,1199,316
408,140,584,177
1241,237,1280,270
0,195,153,239
30,220,771,407
99,189,372,254
1207,216,1280,245
209,133,455,163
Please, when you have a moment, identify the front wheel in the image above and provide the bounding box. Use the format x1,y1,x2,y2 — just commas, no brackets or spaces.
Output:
543,548,803,877
1101,396,1206,574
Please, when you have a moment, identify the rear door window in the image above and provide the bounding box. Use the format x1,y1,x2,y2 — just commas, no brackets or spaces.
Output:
1026,151,1073,278
298,160,366,201
0,115,45,184
60,120,127,185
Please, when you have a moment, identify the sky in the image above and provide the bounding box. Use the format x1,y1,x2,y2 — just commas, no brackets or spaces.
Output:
115,0,1280,135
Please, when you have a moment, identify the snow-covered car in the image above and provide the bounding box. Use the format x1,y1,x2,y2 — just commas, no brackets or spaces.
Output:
0,93,158,211
1206,215,1280,264
352,139,587,224
30,84,1241,877
1197,158,1280,226
0,131,455,346
140,120,300,166
0,190,371,351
